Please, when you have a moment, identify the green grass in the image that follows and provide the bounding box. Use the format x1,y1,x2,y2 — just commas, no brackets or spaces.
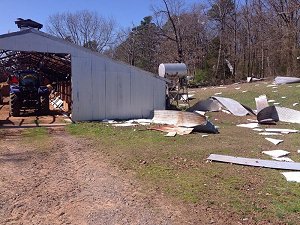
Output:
22,127,49,147
67,81,300,223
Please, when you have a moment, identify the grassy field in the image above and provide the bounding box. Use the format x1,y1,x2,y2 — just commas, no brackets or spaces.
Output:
67,80,300,224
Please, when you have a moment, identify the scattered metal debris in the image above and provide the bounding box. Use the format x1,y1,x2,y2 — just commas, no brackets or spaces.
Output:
212,96,250,116
275,76,300,85
237,123,259,129
259,132,283,136
273,157,294,162
262,150,290,158
281,172,300,182
264,128,298,134
187,99,222,112
207,154,300,170
265,137,283,145
164,132,177,137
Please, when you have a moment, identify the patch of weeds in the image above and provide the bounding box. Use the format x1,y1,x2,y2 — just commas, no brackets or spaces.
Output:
22,127,49,148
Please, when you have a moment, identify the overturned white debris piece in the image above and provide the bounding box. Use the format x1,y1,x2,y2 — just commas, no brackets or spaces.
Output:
259,132,283,136
268,100,275,103
165,132,177,137
255,95,269,113
214,92,222,95
265,138,283,145
273,103,280,105
202,135,209,138
237,123,259,129
275,76,300,85
242,90,248,93
273,157,294,162
207,154,300,170
281,172,300,182
272,90,278,93
235,87,241,90
262,150,290,158
267,84,277,87
264,128,298,134
281,96,287,99
293,103,299,107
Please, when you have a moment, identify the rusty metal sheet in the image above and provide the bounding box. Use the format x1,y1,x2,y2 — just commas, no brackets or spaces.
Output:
207,154,300,170
152,110,207,127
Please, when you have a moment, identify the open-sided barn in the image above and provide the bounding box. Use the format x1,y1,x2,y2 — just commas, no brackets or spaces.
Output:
0,28,166,121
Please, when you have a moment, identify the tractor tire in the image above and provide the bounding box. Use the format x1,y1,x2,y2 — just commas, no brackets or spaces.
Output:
40,95,50,114
10,93,20,117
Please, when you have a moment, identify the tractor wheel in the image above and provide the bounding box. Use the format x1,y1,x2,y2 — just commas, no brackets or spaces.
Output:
10,93,20,116
40,95,50,114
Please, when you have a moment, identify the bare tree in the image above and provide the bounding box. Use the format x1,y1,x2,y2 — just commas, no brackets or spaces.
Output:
152,0,187,62
46,10,116,52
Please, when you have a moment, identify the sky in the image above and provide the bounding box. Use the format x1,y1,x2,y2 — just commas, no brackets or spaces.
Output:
1,0,198,34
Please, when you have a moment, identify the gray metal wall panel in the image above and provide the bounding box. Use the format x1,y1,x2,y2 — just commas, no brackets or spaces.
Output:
71,56,92,121
105,70,118,119
117,72,131,119
91,56,106,120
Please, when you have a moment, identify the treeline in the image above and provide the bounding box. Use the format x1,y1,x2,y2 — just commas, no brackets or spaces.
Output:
47,0,300,85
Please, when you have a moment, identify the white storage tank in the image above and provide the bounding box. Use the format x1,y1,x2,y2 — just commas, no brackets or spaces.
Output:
158,63,187,78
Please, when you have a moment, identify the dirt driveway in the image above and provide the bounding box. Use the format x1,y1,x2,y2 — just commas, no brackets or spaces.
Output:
0,128,189,225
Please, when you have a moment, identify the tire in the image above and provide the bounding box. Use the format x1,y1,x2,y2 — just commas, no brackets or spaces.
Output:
10,93,20,116
40,95,50,114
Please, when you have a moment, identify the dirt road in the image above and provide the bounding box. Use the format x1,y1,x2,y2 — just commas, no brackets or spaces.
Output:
0,128,187,225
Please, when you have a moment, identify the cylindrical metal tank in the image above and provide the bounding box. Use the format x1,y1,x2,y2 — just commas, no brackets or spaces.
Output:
158,63,187,78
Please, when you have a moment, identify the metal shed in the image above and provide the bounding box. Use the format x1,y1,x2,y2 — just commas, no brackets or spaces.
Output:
0,29,166,121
